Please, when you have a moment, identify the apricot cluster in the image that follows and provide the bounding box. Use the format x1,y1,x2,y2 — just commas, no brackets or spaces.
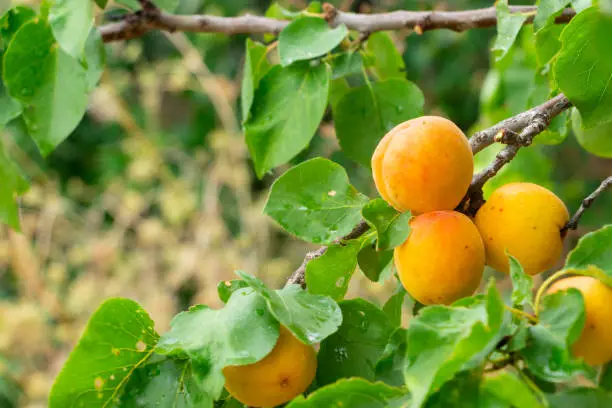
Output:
372,116,569,305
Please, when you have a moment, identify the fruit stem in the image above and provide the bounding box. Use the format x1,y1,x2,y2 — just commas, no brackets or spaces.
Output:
533,269,572,316
503,305,537,324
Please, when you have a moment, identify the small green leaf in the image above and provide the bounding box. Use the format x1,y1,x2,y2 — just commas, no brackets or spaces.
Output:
3,20,89,156
95,0,109,9
571,108,612,158
0,142,29,230
287,378,405,407
237,271,342,344
156,289,279,399
404,284,505,406
357,244,393,282
333,78,424,167
493,0,529,61
0,6,36,44
306,239,362,301
278,17,348,66
364,32,405,80
265,2,299,20
49,299,159,407
217,279,249,304
362,198,410,251
508,254,533,308
0,52,21,126
375,328,407,387
245,63,330,178
83,29,106,91
49,0,94,57
554,8,612,128
564,225,612,281
264,158,369,244
383,283,406,327
241,38,271,122
426,370,482,408
535,23,563,66
547,387,612,407
600,362,612,391
522,289,594,382
317,299,394,385
330,52,363,79
116,358,212,407
155,0,180,12
534,0,571,30
480,370,546,408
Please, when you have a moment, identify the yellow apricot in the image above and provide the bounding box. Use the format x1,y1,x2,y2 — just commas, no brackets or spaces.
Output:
372,116,473,214
223,326,316,407
394,211,485,305
548,276,612,365
474,182,569,276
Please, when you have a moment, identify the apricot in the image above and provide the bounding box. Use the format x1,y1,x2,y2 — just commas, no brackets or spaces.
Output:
548,276,612,365
394,210,485,305
372,116,473,214
223,325,316,407
474,182,569,275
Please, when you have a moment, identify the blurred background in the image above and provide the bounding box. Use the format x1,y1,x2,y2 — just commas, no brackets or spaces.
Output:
1,0,610,406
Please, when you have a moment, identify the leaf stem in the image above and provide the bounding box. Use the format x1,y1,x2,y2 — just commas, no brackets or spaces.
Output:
504,305,538,324
533,269,572,316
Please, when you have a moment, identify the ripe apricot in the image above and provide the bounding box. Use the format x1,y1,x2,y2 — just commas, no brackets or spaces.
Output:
394,211,485,305
372,116,473,214
223,326,316,407
474,182,569,275
548,276,612,365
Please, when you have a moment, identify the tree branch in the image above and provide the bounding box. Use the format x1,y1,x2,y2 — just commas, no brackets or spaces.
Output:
285,221,369,288
562,177,612,234
99,3,575,43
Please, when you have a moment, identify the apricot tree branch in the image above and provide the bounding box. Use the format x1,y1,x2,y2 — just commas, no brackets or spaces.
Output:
99,3,575,43
459,94,573,215
562,176,612,233
285,221,369,287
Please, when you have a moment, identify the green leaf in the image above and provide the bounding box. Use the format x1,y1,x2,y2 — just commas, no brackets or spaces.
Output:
521,289,594,382
480,370,546,408
3,20,89,156
49,0,94,58
0,142,28,230
383,283,406,327
571,108,612,158
0,6,36,44
156,290,279,399
547,387,612,407
95,0,109,9
278,17,348,66
83,29,106,92
155,0,180,12
237,271,342,344
331,52,363,79
425,370,482,408
564,225,612,282
493,0,529,61
49,299,159,407
600,362,612,391
554,7,612,128
244,63,330,178
317,299,394,385
306,239,362,301
534,0,570,30
264,158,369,244
116,358,212,407
333,78,424,167
508,254,533,308
217,279,249,304
286,378,405,407
240,38,271,122
404,283,505,407
362,198,410,251
265,2,299,20
0,52,21,126
375,328,407,387
535,23,563,66
357,244,393,282
364,32,405,80
329,77,350,111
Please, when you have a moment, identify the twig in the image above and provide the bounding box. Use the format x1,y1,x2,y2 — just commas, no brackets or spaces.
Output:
285,221,369,287
562,176,612,233
459,94,573,215
99,3,576,43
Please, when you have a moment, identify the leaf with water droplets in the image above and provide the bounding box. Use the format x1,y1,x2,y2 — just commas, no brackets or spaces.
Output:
237,271,342,344
278,17,348,66
156,288,279,400
49,298,159,407
317,299,394,385
264,158,369,244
